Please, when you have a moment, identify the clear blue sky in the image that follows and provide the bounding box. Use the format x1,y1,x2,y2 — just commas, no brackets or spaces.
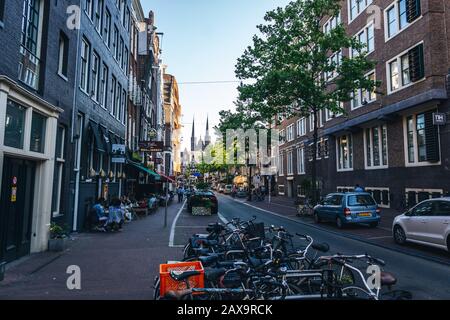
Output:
140,0,290,150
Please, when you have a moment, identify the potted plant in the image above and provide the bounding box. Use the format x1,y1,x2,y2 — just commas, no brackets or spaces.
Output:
48,223,68,252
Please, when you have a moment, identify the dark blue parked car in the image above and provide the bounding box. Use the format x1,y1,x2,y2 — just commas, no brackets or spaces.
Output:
314,192,381,229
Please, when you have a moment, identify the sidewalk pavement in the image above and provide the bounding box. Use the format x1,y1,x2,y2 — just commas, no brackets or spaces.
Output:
0,202,186,300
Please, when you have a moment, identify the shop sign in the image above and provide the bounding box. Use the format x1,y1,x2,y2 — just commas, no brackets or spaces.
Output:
112,144,126,163
139,141,163,153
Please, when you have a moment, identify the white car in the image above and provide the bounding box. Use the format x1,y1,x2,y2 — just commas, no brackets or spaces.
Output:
392,198,450,252
224,185,233,195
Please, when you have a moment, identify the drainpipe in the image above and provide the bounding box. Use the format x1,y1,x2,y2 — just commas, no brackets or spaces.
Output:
71,1,82,232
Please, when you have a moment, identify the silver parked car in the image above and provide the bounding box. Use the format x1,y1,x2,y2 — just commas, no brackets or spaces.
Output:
392,198,450,252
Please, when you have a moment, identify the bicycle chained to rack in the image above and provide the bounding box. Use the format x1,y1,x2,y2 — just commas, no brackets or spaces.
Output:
154,217,412,300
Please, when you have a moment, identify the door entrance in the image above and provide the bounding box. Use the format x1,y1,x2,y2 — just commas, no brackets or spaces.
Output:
0,157,36,263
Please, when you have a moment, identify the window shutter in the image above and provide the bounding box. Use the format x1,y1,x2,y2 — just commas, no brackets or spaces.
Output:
424,110,440,162
409,44,424,82
406,0,421,23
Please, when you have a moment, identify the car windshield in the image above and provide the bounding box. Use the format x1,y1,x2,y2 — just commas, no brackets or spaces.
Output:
348,194,376,206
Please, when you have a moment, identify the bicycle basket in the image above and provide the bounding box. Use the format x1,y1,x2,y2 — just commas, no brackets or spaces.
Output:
245,222,265,239
159,261,205,297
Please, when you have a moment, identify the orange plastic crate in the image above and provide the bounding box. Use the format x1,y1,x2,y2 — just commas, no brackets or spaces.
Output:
159,261,205,297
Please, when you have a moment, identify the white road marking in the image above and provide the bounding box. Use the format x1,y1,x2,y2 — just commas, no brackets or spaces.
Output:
169,199,187,247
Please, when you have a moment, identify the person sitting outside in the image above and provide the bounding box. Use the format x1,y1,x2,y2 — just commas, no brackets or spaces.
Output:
108,198,124,231
92,198,108,232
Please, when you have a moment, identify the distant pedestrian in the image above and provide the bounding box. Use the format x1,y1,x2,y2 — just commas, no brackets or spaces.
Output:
354,184,365,192
177,186,185,203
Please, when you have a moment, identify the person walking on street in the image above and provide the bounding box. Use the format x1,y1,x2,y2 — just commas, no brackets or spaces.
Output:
177,186,185,203
354,184,365,192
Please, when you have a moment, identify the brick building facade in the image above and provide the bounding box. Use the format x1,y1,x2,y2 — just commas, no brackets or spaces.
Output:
275,0,450,210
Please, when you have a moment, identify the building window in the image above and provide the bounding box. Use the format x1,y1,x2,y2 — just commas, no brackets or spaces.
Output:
326,103,343,121
297,147,305,174
119,37,124,67
125,7,131,31
296,118,306,137
92,51,100,102
318,138,329,159
30,111,46,153
405,188,443,208
100,64,108,108
111,75,117,116
85,0,94,20
80,38,90,93
104,9,111,47
95,0,103,33
352,70,376,109
52,126,66,216
113,25,119,60
349,0,373,22
337,134,353,171
287,151,293,175
365,187,391,208
326,50,342,81
4,100,26,149
309,114,315,132
121,89,127,123
323,12,341,34
286,124,294,142
278,153,284,176
19,0,43,90
405,111,440,165
279,129,286,145
116,82,122,120
124,47,129,74
352,22,375,57
365,125,388,168
0,0,5,24
388,43,424,93
58,32,69,78
385,0,421,39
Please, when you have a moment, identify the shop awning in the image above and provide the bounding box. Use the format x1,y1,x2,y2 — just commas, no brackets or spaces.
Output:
157,171,176,183
129,161,160,179
89,121,106,153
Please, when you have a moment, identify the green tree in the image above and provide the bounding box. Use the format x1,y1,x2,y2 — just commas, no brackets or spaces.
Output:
235,0,379,203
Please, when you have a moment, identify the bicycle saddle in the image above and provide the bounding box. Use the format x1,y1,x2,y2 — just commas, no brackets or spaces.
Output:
198,254,219,267
170,270,202,282
205,268,227,282
380,271,397,287
312,242,330,253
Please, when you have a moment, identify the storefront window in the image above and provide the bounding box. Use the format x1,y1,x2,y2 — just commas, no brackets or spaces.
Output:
4,100,26,149
30,112,46,153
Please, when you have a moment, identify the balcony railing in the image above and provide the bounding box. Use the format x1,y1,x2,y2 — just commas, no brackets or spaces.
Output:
18,45,40,91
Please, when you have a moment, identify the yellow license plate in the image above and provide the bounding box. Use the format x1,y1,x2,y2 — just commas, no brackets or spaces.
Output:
359,213,371,217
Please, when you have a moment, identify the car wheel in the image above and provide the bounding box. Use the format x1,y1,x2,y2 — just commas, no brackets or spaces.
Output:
314,212,321,223
369,222,379,228
336,217,344,229
393,225,406,245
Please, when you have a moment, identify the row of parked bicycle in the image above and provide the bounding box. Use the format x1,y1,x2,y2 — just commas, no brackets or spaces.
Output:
154,217,412,300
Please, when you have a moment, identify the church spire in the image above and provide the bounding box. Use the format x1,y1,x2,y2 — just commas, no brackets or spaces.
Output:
204,115,211,145
190,116,196,152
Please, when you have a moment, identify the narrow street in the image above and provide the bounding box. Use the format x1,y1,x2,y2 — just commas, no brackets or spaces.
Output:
214,195,450,300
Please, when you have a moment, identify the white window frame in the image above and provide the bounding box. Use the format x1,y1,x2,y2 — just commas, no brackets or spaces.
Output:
348,0,373,24
336,134,353,172
351,21,375,57
279,129,286,145
323,12,341,34
100,63,108,109
351,70,376,110
386,41,425,94
287,150,294,175
80,38,90,94
278,153,284,176
52,126,66,217
403,113,441,167
296,118,306,137
58,33,69,80
286,124,294,142
326,50,342,81
309,114,315,132
405,188,444,206
384,0,422,42
364,124,389,169
325,103,343,121
296,147,305,174
92,51,100,102
365,187,391,208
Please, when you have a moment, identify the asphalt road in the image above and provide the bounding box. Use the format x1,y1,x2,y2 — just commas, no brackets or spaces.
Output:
217,194,450,300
